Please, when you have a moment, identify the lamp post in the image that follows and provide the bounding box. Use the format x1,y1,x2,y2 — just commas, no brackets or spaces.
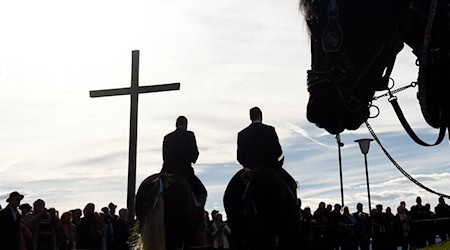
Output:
336,134,345,207
355,138,374,215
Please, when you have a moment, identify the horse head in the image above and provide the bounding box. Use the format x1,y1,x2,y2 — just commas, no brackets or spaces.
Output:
301,0,412,134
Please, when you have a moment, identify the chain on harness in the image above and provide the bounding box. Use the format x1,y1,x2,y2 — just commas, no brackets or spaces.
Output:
364,120,450,199
372,78,417,101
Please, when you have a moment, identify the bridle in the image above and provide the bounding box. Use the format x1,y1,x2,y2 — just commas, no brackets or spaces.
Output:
306,0,404,112
306,0,449,146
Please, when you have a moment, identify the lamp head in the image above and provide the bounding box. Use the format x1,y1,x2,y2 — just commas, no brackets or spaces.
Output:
354,138,374,155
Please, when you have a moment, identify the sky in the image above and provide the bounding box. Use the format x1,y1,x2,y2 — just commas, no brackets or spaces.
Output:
1,0,449,217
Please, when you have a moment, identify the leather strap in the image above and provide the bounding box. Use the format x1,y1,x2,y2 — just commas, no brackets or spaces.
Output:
389,97,447,146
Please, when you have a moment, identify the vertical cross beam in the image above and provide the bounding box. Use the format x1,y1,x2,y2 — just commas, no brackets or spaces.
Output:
128,50,139,223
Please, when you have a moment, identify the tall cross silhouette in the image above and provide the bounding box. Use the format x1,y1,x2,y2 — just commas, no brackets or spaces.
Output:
90,50,180,221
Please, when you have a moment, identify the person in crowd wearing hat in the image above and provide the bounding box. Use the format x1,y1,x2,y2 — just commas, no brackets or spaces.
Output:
19,203,33,217
18,203,34,250
101,206,115,250
0,191,25,249
108,202,119,222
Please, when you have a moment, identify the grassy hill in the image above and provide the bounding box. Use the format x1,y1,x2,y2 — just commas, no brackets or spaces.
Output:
420,241,450,250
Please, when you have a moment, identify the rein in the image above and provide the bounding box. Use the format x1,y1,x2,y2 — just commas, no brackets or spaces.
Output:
307,0,449,145
372,0,450,146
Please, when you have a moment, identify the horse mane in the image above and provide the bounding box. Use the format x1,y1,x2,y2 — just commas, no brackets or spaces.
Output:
299,0,316,21
131,175,167,250
140,196,166,250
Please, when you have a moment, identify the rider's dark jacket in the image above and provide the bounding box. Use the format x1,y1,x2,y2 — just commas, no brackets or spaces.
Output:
237,121,283,169
162,127,199,177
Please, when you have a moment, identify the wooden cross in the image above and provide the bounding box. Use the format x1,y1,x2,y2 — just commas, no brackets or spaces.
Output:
90,50,180,222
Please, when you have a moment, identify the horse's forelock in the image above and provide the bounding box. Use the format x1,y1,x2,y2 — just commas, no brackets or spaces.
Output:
299,0,319,21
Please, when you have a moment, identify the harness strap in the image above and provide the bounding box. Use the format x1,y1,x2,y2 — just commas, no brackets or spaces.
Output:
420,0,439,70
152,177,164,210
389,97,447,146
240,169,258,215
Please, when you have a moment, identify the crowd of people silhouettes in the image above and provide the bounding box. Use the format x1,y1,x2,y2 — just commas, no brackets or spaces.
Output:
1,192,450,250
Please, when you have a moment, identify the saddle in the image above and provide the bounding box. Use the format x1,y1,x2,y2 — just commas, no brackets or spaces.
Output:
239,167,298,216
159,170,206,208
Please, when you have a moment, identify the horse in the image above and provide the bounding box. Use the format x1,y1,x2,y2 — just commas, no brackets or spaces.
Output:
132,173,204,250
300,0,450,139
223,166,301,250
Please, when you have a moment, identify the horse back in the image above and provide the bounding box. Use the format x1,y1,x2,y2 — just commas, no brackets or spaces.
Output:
224,167,300,250
135,173,203,250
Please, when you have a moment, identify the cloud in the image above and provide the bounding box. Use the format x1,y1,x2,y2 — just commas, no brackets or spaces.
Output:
1,0,449,219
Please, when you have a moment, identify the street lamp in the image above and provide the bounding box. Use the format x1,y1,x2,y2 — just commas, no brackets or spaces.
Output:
355,138,374,215
336,134,344,207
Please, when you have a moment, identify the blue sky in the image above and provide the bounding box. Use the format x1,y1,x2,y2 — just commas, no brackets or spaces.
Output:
0,0,449,216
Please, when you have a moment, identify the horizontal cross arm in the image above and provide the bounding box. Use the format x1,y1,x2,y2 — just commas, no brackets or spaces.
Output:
90,87,131,98
90,82,180,98
138,82,180,94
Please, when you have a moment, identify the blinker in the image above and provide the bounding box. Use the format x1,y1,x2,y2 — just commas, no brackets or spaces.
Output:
322,0,343,52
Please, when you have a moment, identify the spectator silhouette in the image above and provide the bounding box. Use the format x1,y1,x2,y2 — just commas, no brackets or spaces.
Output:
108,203,119,222
100,206,114,250
342,206,357,250
77,203,102,250
410,196,428,248
300,207,314,249
19,203,33,250
395,205,410,250
400,201,410,216
385,207,396,250
435,196,450,241
59,211,76,250
200,210,211,248
210,213,231,250
24,199,59,250
19,203,32,217
313,201,331,249
372,204,388,250
424,203,436,245
0,191,24,250
352,203,370,250
112,208,130,250
330,203,343,250
70,208,82,227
